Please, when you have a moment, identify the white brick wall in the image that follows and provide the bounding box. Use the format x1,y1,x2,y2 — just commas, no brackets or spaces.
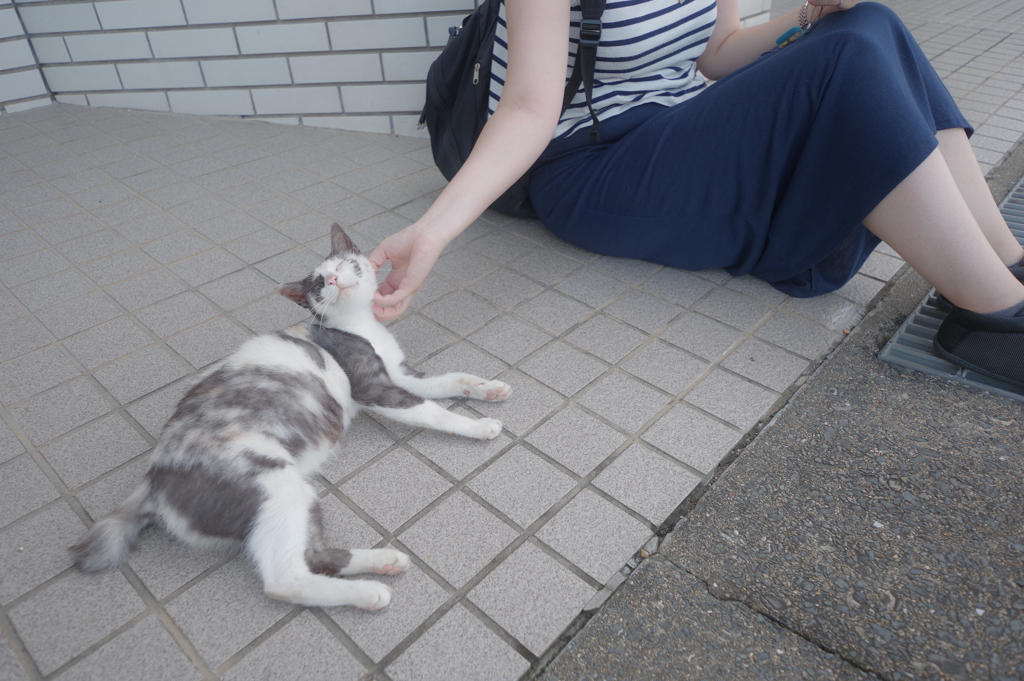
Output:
0,4,50,113
5,0,769,132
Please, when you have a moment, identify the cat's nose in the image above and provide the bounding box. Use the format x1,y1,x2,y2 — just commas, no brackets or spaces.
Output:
326,274,338,287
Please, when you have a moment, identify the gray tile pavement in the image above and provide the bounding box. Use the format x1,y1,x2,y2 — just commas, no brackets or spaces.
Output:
2,1,1024,678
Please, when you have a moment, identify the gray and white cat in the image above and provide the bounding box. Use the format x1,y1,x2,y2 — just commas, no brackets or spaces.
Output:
71,224,510,610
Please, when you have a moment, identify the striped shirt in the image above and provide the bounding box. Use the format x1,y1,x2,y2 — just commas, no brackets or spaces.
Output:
489,0,718,138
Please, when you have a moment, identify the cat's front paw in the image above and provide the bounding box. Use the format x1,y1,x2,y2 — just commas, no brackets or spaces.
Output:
462,379,512,402
353,580,393,610
474,418,503,440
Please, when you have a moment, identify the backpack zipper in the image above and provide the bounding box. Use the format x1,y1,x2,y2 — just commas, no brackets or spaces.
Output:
473,62,481,85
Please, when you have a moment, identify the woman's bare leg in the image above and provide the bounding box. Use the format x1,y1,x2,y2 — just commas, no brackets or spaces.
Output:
936,128,1024,266
861,146,1024,314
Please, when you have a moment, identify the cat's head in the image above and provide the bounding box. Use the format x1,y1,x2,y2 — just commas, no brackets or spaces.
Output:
278,224,376,320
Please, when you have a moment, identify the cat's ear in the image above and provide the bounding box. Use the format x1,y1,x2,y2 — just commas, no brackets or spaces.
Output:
329,223,360,258
278,281,308,306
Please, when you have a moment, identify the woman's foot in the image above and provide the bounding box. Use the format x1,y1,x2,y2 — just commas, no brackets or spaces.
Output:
933,306,1024,388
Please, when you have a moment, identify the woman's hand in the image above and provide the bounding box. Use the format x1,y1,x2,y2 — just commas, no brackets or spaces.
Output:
368,224,447,321
807,0,857,19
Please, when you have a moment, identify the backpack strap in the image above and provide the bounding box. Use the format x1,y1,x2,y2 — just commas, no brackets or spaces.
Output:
561,0,606,141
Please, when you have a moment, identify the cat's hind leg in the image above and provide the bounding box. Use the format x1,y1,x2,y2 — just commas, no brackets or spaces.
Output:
248,472,402,609
305,501,409,577
392,370,511,402
369,402,502,440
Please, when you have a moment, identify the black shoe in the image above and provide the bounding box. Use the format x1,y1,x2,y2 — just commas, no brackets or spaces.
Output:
933,265,1024,311
933,306,1024,388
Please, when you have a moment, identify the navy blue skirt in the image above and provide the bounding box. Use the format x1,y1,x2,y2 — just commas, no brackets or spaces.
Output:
529,2,972,297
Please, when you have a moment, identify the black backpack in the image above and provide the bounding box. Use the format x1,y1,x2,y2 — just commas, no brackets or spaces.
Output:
419,0,605,219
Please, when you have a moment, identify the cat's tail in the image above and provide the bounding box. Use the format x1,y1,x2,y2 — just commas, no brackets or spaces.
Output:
70,482,153,573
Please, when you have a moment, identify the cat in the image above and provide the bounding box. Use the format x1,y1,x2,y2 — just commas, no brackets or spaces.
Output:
70,224,511,610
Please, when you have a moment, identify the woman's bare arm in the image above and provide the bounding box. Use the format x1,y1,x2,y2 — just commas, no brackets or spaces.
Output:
697,0,856,81
369,0,571,320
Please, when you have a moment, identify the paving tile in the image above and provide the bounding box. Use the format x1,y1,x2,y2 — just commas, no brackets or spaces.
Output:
472,373,564,436
661,312,742,361
7,570,146,675
0,347,80,405
398,492,517,588
0,230,44,262
0,249,69,288
385,604,529,681
168,317,253,370
410,415,512,479
318,416,395,483
106,269,188,311
833,273,887,306
470,541,596,655
115,213,185,245
412,342,507,382
141,229,214,264
509,248,583,285
62,317,152,370
387,314,459,364
91,196,162,228
12,268,96,312
592,256,661,283
469,445,576,528
233,294,310,334
514,290,592,335
525,406,626,476
783,293,864,331
0,294,21,325
0,420,24,465
223,228,296,264
93,345,189,404
46,407,143,489
168,195,234,226
193,211,265,244
636,267,717,307
168,248,247,286
466,314,552,365
466,268,544,309
725,275,792,306
70,182,136,211
145,181,208,209
593,442,701,524
0,631,27,681
578,371,671,433
126,527,235,601
341,449,451,532
518,341,607,397
693,287,774,331
60,615,202,681
0,454,58,528
198,268,277,310
564,314,647,364
0,318,49,363
56,229,133,267
621,340,708,395
78,248,158,286
421,290,502,336
0,501,85,604
164,558,295,669
641,404,743,474
433,248,500,285
74,454,152,520
121,167,186,194
465,230,535,264
223,610,365,681
34,213,105,245
318,491,384,550
720,339,811,393
9,378,112,445
604,289,684,333
246,195,309,226
685,369,780,431
536,489,651,584
330,564,449,662
135,291,219,338
321,195,387,229
557,266,626,307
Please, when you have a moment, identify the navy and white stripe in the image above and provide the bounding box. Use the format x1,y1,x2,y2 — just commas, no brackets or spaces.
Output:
489,0,718,137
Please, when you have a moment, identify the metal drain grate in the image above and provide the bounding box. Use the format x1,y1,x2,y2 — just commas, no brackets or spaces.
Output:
878,174,1024,402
